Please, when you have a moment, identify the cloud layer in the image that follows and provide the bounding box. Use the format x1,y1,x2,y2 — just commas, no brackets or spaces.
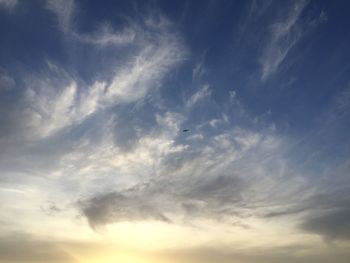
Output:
1,1,350,262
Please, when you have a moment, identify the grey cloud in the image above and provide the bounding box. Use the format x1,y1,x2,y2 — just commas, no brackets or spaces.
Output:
258,88,350,236
263,189,350,219
79,191,171,227
262,161,350,241
263,205,309,218
185,175,245,205
78,171,251,227
77,123,303,228
0,126,79,179
299,184,350,240
301,208,350,241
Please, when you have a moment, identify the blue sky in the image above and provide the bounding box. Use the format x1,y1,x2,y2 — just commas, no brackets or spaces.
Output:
0,1,350,262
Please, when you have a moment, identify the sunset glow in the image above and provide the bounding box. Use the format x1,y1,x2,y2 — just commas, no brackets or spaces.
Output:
0,0,350,262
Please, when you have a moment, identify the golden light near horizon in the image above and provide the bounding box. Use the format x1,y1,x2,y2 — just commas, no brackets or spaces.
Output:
1,1,350,263
83,252,157,263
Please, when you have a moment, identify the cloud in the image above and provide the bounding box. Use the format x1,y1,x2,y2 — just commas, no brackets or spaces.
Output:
259,0,327,81
78,173,246,227
186,84,212,108
0,10,188,239
192,51,207,81
334,87,350,114
105,32,185,104
300,165,350,241
2,2,350,258
301,209,350,241
0,0,17,10
74,24,136,46
77,123,302,228
0,70,15,91
236,0,272,42
19,14,185,139
46,0,75,33
79,191,171,227
24,81,81,138
46,0,136,48
260,0,308,80
261,157,350,241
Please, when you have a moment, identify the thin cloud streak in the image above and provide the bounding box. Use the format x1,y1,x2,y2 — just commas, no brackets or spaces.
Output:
260,0,308,80
259,0,327,81
0,0,17,10
1,1,350,262
46,0,75,33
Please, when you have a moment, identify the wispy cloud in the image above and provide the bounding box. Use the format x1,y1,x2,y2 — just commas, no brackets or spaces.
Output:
105,33,185,104
267,161,350,241
0,0,17,10
0,7,189,240
1,1,350,260
192,51,207,81
0,70,15,91
19,15,185,139
259,0,327,81
74,24,136,46
78,124,302,228
46,0,75,33
186,84,212,108
260,0,308,80
46,0,139,48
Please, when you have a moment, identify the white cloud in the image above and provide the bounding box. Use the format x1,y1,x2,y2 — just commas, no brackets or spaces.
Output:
54,111,187,194
186,84,212,108
260,1,328,81
192,61,205,81
105,33,185,104
21,14,186,139
46,0,137,48
192,52,207,81
78,122,306,231
260,0,308,81
25,82,79,138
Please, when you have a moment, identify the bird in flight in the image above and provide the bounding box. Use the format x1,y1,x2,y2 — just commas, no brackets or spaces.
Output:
182,129,189,132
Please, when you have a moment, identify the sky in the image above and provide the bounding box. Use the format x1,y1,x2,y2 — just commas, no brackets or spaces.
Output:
0,0,350,262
